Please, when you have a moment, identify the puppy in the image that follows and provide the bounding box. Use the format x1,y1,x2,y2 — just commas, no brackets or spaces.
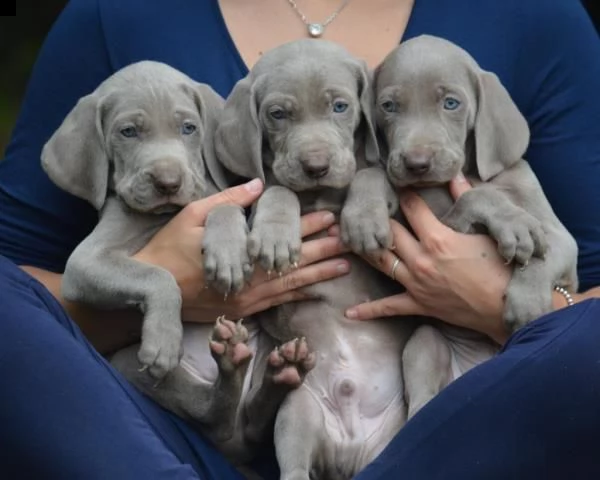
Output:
342,35,579,418
203,39,415,480
41,61,269,462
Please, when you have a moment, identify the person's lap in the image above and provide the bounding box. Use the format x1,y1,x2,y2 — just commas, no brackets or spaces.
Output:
3,253,600,480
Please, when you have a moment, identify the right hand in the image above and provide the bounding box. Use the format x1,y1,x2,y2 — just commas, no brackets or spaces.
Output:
134,178,350,322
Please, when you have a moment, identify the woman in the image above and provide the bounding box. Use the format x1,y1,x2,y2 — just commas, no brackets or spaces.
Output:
1,0,599,478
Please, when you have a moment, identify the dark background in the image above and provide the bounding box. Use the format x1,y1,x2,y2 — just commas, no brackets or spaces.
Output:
1,1,599,154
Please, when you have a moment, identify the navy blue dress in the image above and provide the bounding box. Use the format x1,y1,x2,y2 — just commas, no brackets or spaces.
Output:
1,1,600,478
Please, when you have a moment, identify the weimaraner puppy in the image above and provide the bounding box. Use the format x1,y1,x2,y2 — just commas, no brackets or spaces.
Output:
41,61,284,462
341,35,579,418
203,39,415,480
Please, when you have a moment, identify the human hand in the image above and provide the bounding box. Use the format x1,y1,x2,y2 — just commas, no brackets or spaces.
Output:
345,174,512,344
135,178,350,322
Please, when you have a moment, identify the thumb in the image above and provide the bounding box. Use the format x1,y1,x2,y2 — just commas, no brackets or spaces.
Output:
183,178,264,225
448,171,472,201
345,293,425,320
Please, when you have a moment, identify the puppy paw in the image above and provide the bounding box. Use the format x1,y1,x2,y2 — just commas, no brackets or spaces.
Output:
489,213,548,266
203,207,253,295
247,221,301,274
340,202,391,254
138,310,184,380
267,337,316,387
209,316,253,374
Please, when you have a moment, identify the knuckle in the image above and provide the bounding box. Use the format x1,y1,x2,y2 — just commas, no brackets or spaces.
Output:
412,255,436,278
423,232,448,254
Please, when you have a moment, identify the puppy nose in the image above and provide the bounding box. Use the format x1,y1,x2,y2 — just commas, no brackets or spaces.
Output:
151,176,182,195
404,148,434,175
300,152,331,179
149,162,183,195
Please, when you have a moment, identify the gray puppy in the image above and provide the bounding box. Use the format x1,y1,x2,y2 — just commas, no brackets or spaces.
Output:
203,39,415,480
342,35,579,417
41,61,269,458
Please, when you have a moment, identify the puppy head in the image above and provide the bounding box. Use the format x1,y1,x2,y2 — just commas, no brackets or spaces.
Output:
42,60,224,213
374,35,529,188
215,39,379,192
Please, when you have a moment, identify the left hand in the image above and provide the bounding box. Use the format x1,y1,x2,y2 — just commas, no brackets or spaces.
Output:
345,175,512,344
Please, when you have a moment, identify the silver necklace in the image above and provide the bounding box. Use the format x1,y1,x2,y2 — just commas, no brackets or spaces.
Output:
286,0,352,38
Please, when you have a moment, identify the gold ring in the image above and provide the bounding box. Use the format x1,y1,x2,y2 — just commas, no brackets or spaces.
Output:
390,257,401,281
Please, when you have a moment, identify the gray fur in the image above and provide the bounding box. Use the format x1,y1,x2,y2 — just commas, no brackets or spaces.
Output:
342,35,579,419
205,39,415,480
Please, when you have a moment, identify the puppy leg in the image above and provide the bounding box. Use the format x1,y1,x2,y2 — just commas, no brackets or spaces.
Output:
442,185,548,266
243,337,316,445
111,317,253,443
402,324,453,420
248,186,302,274
63,253,183,379
203,204,253,295
340,167,398,254
274,388,324,480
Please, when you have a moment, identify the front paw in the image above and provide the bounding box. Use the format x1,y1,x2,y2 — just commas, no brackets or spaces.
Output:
203,234,253,296
444,210,548,266
138,310,184,379
340,203,391,254
247,221,301,273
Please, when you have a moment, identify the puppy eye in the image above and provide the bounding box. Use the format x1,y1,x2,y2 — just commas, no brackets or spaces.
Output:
181,122,197,135
443,97,461,111
380,101,397,113
269,107,287,120
120,126,138,138
332,100,349,113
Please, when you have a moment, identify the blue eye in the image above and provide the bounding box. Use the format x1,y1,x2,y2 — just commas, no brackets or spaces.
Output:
120,126,138,138
332,100,348,113
181,122,197,135
381,100,397,113
269,107,287,120
443,97,461,110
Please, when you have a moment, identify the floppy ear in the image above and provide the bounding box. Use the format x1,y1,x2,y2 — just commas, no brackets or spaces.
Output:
214,75,264,182
473,71,530,181
41,93,110,210
354,60,380,165
189,82,232,191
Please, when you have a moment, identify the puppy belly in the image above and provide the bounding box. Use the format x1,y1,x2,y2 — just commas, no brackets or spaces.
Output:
303,337,407,476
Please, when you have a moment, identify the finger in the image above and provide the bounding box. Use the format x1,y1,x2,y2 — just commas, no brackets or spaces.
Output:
249,258,350,299
362,246,412,285
399,190,453,242
244,290,311,317
345,293,425,320
448,172,473,200
299,236,349,266
384,219,423,267
183,178,264,225
300,211,336,238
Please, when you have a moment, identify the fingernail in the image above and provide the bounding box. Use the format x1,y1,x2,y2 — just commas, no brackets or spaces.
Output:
345,308,357,319
244,178,263,193
322,212,335,224
336,261,350,273
454,171,467,183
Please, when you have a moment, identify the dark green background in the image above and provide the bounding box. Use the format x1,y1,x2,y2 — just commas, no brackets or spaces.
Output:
1,1,598,156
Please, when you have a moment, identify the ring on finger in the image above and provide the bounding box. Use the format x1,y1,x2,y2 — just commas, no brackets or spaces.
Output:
390,257,401,281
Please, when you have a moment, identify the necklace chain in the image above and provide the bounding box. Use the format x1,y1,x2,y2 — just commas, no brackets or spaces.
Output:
286,0,352,37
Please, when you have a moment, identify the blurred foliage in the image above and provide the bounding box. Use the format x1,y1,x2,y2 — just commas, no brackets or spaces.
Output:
0,1,598,156
0,1,67,154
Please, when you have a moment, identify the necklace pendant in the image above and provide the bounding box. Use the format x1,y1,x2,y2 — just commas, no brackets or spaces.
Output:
307,23,325,37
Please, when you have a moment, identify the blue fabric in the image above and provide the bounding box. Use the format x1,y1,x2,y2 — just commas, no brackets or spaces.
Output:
0,0,600,478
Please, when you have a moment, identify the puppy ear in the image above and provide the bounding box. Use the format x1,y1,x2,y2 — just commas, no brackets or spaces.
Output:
188,82,232,191
214,75,265,182
41,93,110,210
473,71,530,181
355,60,380,165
